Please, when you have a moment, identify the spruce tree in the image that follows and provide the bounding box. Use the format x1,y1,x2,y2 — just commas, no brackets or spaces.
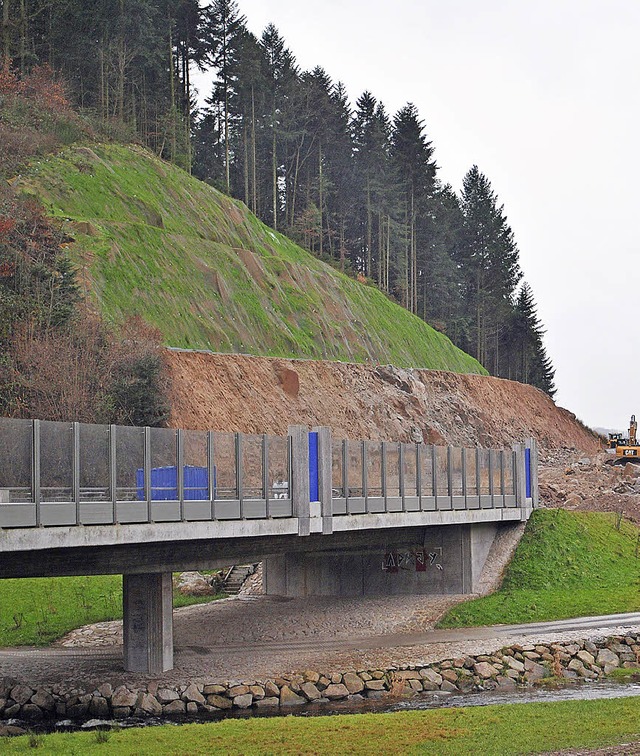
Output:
457,165,521,370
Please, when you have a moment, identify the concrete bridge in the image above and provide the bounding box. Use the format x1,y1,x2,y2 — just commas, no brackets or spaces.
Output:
0,417,537,674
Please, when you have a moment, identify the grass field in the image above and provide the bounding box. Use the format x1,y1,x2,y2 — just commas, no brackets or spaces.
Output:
3,697,640,755
0,575,223,647
439,508,640,627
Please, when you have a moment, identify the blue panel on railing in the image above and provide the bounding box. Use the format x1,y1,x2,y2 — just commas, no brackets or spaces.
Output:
525,448,531,499
136,466,210,501
308,431,319,502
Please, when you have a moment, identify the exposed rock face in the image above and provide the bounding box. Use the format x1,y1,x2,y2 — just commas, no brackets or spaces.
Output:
1,634,637,726
167,352,600,454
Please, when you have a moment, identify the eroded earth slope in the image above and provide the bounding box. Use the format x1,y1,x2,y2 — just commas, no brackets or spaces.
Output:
167,349,600,453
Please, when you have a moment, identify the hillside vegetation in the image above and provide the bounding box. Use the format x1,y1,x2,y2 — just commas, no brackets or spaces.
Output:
439,509,640,627
17,143,485,374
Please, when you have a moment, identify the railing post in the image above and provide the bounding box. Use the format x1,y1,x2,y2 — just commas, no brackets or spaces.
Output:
447,445,453,503
144,426,151,522
461,447,468,508
432,445,438,507
528,437,539,507
399,442,406,511
110,424,117,524
288,425,310,536
262,434,270,518
177,429,184,521
73,421,80,525
381,441,388,512
207,431,215,520
313,426,333,534
362,440,368,511
343,438,350,515
236,432,243,519
488,448,495,508
513,442,526,508
416,443,422,508
33,419,41,526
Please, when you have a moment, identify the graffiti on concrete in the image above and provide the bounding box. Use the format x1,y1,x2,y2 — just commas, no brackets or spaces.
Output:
382,547,443,573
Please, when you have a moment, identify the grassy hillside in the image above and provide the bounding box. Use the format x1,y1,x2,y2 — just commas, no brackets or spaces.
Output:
17,143,486,374
439,509,640,627
0,575,224,647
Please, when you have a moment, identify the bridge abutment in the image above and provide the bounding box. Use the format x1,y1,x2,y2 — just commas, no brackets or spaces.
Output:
263,522,501,597
123,572,173,673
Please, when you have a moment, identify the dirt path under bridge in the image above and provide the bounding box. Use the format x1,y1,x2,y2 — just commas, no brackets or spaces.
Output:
1,594,639,692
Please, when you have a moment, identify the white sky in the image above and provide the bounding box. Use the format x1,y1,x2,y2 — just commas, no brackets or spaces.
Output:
194,0,640,431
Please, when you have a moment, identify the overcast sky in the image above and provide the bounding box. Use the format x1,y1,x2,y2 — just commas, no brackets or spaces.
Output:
195,0,640,431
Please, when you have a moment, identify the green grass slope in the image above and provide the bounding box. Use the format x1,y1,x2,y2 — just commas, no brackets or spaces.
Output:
5,699,640,755
18,143,486,373
0,575,224,647
439,509,640,627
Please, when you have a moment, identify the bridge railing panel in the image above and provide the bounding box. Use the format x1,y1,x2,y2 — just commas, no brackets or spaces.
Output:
385,442,402,512
464,447,479,508
266,434,291,517
450,447,465,510
504,450,517,507
401,443,418,511
419,445,436,510
346,439,365,514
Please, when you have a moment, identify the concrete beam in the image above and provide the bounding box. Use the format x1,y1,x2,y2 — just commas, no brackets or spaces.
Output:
0,526,438,578
0,505,526,555
123,573,173,673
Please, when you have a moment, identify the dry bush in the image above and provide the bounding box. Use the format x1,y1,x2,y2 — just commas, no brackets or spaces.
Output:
1,313,171,427
0,62,71,112
22,64,71,112
108,317,171,427
4,313,116,422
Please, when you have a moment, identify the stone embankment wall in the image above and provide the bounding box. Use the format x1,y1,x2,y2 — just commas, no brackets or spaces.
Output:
1,634,638,724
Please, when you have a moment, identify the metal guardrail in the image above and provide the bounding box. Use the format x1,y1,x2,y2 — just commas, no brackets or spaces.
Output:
0,417,537,530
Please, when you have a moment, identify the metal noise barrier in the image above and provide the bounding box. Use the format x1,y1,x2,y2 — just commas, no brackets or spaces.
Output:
0,417,536,529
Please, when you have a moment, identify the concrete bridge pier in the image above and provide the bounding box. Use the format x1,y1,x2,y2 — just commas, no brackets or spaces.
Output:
123,573,174,673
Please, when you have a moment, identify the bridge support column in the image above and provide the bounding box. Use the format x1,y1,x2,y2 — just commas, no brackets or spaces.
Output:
123,572,173,673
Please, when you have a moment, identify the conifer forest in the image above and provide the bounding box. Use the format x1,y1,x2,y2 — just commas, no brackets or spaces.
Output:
0,0,555,395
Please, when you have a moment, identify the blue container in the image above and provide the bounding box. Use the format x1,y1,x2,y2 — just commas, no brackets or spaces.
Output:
136,465,210,500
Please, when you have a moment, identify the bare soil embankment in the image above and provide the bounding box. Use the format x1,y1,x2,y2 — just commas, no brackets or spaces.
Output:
167,350,600,454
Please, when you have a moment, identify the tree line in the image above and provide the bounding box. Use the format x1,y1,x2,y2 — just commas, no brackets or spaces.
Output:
0,0,555,395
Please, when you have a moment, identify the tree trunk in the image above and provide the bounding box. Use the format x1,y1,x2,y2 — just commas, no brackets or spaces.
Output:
251,86,257,213
243,120,249,206
184,40,192,172
19,0,25,74
272,113,278,229
2,0,11,65
116,0,126,119
168,17,177,160
318,142,323,257
366,179,372,277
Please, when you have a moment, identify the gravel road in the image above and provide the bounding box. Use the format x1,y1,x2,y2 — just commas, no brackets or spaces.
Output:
1,595,639,693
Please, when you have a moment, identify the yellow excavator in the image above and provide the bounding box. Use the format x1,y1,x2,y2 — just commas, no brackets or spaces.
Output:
608,415,640,463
